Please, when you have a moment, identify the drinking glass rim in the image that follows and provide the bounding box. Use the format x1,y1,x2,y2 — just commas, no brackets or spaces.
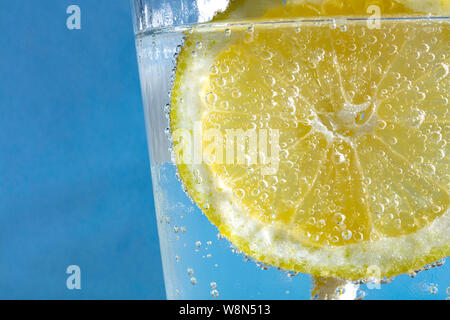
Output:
134,15,450,36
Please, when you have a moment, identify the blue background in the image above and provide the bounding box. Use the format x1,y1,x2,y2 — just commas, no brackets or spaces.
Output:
0,0,165,299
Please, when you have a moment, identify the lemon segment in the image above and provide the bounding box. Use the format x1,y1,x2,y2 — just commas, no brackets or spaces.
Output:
212,0,450,22
170,9,449,279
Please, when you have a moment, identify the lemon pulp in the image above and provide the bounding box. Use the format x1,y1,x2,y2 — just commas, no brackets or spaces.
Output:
170,2,449,280
212,0,450,22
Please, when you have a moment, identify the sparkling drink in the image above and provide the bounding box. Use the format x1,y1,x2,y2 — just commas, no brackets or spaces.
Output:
132,0,449,299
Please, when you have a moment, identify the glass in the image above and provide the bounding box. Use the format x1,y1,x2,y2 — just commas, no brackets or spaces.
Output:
130,0,449,300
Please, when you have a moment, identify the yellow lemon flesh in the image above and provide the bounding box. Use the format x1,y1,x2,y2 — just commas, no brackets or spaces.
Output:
212,0,450,22
170,1,449,280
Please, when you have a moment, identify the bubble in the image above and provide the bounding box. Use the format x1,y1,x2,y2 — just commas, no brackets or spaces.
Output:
388,44,398,55
433,62,449,81
332,151,346,164
334,212,346,224
164,102,171,114
393,218,402,229
187,268,194,276
287,63,300,74
376,120,387,130
195,241,202,248
205,92,217,105
374,203,385,214
224,29,231,36
210,65,219,74
210,282,217,289
233,188,245,200
308,217,316,225
429,131,442,143
232,90,241,98
259,179,269,189
342,230,352,240
284,270,299,278
354,232,364,241
219,64,229,74
380,89,389,98
190,277,198,285
423,163,436,175
368,35,377,44
261,50,273,61
317,219,326,229
417,92,426,101
264,75,276,86
418,43,430,53
256,262,270,270
211,289,219,298
330,19,337,30
432,205,442,214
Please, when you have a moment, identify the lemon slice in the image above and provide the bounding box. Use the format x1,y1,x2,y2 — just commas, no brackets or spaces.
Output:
212,0,450,22
170,2,449,280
